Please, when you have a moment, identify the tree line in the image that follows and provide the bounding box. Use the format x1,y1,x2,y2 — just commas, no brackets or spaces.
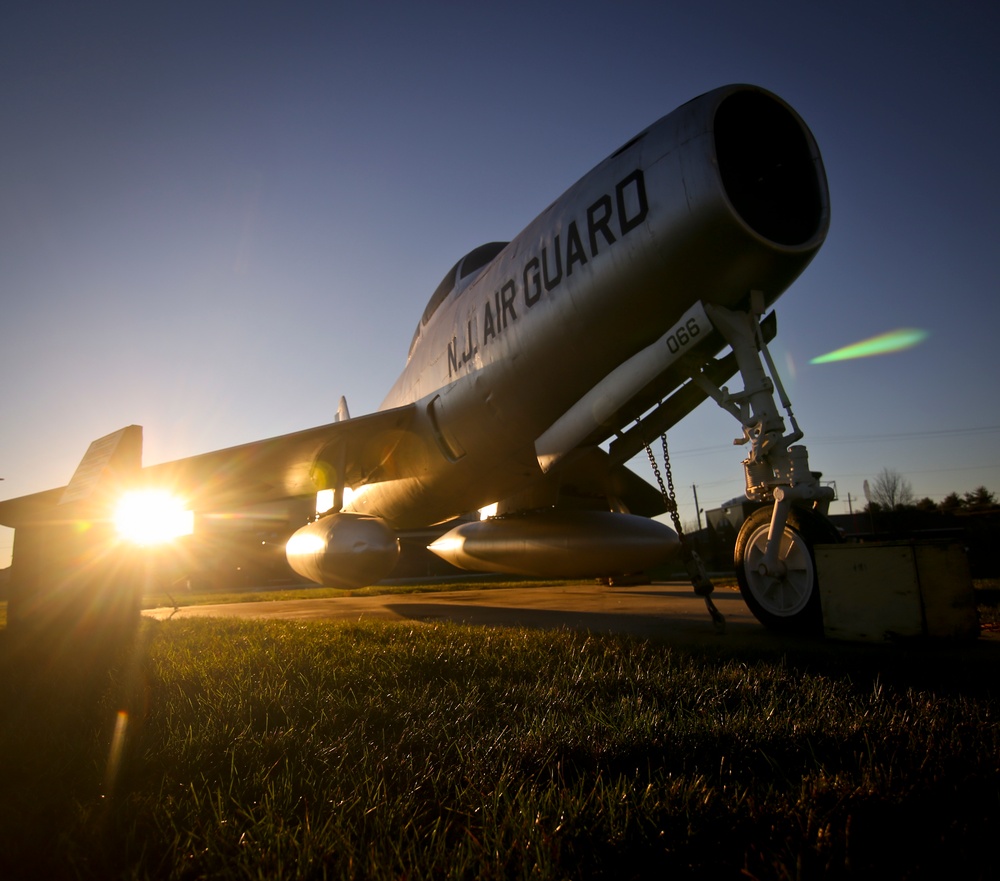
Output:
865,467,996,513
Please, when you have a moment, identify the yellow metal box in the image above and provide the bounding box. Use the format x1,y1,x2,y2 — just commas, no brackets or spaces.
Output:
816,540,979,642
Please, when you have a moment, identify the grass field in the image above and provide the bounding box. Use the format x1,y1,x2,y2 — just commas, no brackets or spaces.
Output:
1,601,998,879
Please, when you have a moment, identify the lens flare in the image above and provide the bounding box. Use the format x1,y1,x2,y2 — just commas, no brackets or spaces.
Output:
105,710,129,793
810,328,929,364
114,490,193,545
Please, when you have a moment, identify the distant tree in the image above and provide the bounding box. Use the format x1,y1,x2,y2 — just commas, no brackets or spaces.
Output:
869,468,915,510
963,486,997,511
939,492,964,513
915,497,938,512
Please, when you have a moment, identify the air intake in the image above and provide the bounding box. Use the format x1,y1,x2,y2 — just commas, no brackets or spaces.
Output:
715,91,825,246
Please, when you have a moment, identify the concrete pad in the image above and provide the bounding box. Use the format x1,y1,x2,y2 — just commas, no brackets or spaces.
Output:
143,581,1000,654
144,581,787,647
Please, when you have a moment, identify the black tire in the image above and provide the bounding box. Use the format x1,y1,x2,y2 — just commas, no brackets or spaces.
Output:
734,505,841,635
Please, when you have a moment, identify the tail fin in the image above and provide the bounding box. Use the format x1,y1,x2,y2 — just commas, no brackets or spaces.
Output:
335,396,351,423
60,425,143,506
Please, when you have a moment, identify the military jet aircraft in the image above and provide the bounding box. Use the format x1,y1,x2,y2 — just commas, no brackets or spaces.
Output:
0,84,836,633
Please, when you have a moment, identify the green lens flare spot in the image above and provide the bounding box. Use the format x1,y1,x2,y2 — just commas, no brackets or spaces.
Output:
810,328,929,364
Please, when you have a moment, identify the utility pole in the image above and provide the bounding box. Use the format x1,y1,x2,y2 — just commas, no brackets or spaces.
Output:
692,484,702,531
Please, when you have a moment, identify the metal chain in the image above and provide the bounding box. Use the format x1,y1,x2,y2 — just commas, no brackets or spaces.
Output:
660,434,682,534
643,433,682,533
637,416,725,630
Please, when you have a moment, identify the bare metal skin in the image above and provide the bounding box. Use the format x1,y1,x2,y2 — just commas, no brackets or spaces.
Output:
345,85,825,528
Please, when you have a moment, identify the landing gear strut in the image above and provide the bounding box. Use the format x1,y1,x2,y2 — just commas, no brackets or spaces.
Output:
693,294,837,634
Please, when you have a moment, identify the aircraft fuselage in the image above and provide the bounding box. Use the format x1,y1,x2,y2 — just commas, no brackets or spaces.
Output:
349,84,828,528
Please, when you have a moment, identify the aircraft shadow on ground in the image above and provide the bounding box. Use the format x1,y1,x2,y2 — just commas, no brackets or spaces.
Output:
382,600,753,642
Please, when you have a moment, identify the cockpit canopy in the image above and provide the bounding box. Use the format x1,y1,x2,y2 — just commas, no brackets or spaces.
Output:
408,241,509,359
422,242,509,326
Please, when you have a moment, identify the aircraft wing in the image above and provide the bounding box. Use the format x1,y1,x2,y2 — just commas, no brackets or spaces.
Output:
0,404,418,527
142,404,418,509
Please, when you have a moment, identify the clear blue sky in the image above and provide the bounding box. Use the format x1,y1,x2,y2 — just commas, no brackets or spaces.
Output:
2,1,999,564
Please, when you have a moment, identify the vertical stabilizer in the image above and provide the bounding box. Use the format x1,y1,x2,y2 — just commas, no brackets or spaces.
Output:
59,425,143,506
335,396,351,423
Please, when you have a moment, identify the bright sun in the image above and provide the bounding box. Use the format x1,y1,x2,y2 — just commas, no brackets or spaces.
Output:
114,490,194,546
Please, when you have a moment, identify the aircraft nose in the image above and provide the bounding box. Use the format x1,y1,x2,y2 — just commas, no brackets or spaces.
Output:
714,89,828,248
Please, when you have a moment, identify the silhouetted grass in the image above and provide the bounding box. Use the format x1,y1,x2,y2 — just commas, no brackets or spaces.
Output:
1,616,998,879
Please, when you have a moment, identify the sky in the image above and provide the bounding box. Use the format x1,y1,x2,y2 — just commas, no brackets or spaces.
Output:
2,1,999,565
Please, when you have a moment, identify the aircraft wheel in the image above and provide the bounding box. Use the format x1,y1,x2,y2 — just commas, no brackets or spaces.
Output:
734,506,840,635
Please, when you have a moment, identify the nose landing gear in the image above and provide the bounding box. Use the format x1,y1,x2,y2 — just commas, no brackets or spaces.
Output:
693,295,838,634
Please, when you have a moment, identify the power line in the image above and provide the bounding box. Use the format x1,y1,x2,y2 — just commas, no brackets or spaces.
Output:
652,426,1000,459
809,425,1000,445
833,464,1000,479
